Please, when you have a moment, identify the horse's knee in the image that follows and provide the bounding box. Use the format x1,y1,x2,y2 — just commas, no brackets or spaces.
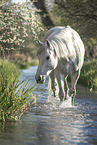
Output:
59,95,64,101
59,89,66,101
53,88,58,97
71,70,80,95
70,89,76,105
70,89,76,96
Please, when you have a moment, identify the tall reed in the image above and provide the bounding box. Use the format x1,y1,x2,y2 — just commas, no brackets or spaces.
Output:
0,60,37,122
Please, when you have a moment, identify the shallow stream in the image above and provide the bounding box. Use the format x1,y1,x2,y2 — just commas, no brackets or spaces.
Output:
0,66,97,145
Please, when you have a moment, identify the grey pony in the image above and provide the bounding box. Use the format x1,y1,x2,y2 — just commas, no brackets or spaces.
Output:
35,26,85,103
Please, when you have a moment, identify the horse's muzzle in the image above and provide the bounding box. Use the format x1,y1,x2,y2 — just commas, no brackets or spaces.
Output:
35,75,45,84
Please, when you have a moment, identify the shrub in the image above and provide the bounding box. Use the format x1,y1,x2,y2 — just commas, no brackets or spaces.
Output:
79,59,97,91
0,60,37,122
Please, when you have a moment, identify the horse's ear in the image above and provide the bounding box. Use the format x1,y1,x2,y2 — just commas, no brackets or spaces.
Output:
46,39,58,57
46,39,51,47
54,48,57,56
37,39,44,45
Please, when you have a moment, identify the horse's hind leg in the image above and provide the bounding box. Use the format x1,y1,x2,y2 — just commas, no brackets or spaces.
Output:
70,70,80,104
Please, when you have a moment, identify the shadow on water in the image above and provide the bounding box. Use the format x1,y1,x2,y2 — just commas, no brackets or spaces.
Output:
0,66,97,145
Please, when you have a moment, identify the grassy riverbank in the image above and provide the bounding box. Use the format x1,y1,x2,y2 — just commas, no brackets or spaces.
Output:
79,59,97,92
0,60,37,122
12,59,39,69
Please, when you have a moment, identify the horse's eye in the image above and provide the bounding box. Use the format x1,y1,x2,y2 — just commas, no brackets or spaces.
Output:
46,55,50,60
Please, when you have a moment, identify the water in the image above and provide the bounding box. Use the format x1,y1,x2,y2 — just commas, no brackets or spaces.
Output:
0,66,97,145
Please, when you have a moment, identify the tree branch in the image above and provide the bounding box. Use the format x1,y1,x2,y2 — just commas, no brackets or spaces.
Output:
32,0,54,28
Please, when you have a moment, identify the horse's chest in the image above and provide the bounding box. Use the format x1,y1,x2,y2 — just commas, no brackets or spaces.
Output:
56,58,75,75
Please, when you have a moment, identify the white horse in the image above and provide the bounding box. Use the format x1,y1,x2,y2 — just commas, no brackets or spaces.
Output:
35,26,85,104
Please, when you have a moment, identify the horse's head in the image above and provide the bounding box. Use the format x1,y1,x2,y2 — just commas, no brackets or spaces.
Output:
35,40,58,84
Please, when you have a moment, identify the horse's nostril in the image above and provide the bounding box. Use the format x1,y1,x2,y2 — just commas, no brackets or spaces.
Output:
36,75,43,83
38,76,41,82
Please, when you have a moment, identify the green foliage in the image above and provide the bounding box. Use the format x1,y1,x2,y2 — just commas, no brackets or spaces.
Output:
17,61,30,69
54,0,97,39
0,60,37,122
0,59,20,84
0,0,43,53
46,0,97,59
84,38,97,59
17,59,39,69
79,59,97,91
10,59,39,69
30,59,39,66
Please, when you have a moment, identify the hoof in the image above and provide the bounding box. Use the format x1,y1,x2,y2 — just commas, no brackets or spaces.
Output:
70,94,75,105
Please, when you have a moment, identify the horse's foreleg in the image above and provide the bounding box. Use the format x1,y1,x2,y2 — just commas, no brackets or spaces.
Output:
57,73,65,101
49,71,59,97
65,75,69,99
70,70,80,104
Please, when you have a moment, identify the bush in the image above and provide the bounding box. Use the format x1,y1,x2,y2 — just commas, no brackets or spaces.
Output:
30,59,39,66
79,59,97,91
0,60,37,122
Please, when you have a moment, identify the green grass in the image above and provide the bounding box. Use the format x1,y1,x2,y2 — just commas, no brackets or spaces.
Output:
0,60,38,122
11,59,39,69
79,59,97,92
30,59,39,66
17,62,30,69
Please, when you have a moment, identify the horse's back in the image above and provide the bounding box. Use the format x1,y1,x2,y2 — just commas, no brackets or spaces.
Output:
44,26,65,40
45,26,85,70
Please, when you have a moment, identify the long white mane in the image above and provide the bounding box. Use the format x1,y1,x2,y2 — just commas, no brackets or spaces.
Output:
44,26,85,70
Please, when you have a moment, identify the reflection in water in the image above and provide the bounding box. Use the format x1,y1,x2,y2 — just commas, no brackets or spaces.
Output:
0,66,97,145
